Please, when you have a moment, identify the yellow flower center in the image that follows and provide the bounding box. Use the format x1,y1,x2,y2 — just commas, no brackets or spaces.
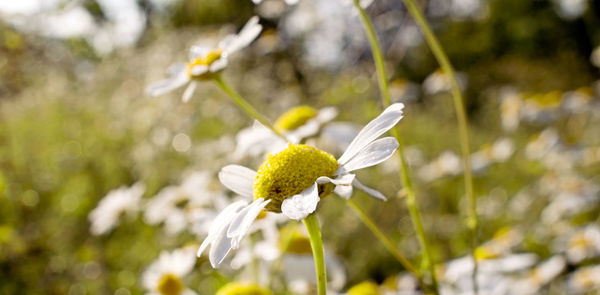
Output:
157,273,184,295
279,225,313,255
216,282,272,295
253,144,338,213
347,281,380,295
274,106,318,132
186,49,223,79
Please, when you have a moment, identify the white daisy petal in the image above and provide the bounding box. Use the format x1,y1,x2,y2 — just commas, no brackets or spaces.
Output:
338,103,404,165
281,183,320,220
198,200,246,257
353,178,387,201
209,57,228,73
145,70,190,97
182,81,197,103
167,63,186,76
189,45,211,60
208,223,234,267
190,64,208,76
317,174,356,199
218,165,256,198
227,199,270,247
316,107,339,123
221,16,262,53
338,137,399,173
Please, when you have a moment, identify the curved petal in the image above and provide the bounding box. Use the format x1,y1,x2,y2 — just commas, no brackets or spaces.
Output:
338,137,398,173
220,16,262,54
146,70,190,97
198,200,246,257
182,81,197,103
353,178,387,201
281,183,320,220
317,174,356,199
208,223,233,267
218,165,256,198
209,57,228,73
227,198,270,248
338,103,404,165
189,64,208,76
316,107,338,123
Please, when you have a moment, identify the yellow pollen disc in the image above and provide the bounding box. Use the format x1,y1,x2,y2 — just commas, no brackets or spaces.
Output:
279,225,312,255
347,281,380,295
216,282,272,295
186,49,223,79
157,273,184,295
274,106,318,132
253,144,338,213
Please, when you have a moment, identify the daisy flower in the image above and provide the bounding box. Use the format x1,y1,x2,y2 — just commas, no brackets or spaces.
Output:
215,282,272,295
142,248,197,295
198,103,404,267
233,106,338,160
146,16,262,102
88,182,145,236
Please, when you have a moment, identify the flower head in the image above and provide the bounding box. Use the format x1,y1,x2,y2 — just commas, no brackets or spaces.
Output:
216,282,272,295
88,182,145,235
142,248,197,295
198,103,404,267
146,16,262,102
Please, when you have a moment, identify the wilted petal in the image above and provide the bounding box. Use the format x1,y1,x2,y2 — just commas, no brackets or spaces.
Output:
338,103,404,165
281,183,320,220
218,165,256,198
339,137,398,173
227,198,270,248
353,178,387,201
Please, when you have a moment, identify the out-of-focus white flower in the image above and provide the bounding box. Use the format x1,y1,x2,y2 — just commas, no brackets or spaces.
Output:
146,16,262,102
525,128,561,161
88,182,145,235
470,138,515,172
499,88,522,132
142,248,197,295
144,172,225,236
233,106,338,160
510,255,566,294
198,104,404,267
252,0,300,5
418,151,462,182
540,174,600,224
564,225,600,264
568,265,600,293
554,0,587,20
561,87,594,114
422,69,468,96
475,228,523,259
520,91,562,124
380,273,421,295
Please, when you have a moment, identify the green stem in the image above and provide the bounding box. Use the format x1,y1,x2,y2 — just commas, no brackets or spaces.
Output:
346,199,422,280
353,0,439,292
303,214,327,295
400,0,478,293
213,74,287,141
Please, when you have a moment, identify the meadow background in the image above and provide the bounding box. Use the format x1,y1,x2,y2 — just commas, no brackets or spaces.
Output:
0,0,599,294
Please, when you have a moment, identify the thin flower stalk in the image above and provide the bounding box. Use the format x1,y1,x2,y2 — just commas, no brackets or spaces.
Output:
303,214,327,295
213,74,287,141
403,0,479,292
352,0,439,292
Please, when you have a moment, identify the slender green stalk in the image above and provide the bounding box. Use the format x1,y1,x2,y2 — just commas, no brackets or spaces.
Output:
346,199,422,280
400,0,479,293
352,0,439,292
303,214,327,295
213,74,287,141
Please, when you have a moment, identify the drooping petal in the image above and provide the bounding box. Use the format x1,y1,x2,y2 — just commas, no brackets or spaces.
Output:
198,200,246,257
353,178,387,201
182,81,197,103
227,198,270,248
208,222,234,267
317,174,356,199
338,137,398,173
338,103,404,165
146,69,190,97
218,165,256,198
281,183,320,220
